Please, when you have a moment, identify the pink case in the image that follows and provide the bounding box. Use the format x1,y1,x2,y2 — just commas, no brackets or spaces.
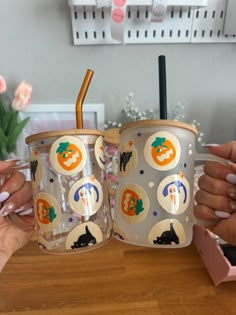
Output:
193,225,236,286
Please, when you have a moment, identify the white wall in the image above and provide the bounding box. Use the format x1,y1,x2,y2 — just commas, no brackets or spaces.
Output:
0,0,236,148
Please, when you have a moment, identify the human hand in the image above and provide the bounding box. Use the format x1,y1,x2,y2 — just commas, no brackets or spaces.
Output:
0,160,35,272
194,141,236,245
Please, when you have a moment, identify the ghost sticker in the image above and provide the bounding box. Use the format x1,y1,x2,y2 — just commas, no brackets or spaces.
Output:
119,141,138,177
30,150,43,188
95,136,105,170
69,176,103,216
35,192,61,232
144,131,180,171
119,184,149,224
157,173,190,215
66,222,103,250
148,219,185,245
50,136,87,175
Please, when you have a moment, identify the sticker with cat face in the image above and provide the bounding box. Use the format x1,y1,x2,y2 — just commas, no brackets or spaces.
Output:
119,141,138,177
30,150,43,188
50,136,87,175
144,131,180,171
119,183,149,224
35,192,61,232
68,176,103,217
95,136,106,170
148,219,185,245
66,222,103,250
157,173,190,215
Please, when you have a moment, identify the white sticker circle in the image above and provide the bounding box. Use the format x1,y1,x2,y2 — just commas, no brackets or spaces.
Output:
50,136,87,175
95,136,106,170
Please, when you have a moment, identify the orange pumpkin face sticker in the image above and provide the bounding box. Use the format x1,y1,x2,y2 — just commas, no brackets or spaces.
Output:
144,131,180,171
119,184,149,224
50,136,87,175
35,192,61,232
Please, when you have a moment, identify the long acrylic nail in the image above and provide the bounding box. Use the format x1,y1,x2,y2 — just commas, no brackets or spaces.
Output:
215,210,231,219
0,202,17,216
226,174,236,185
19,208,33,216
202,144,220,147
230,201,236,211
0,191,10,203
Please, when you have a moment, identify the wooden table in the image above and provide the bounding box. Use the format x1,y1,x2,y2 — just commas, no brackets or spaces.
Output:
1,237,236,315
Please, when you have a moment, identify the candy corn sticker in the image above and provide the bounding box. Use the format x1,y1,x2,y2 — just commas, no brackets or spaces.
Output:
69,176,103,217
50,136,87,175
35,192,61,232
95,136,105,170
119,184,149,224
144,131,180,171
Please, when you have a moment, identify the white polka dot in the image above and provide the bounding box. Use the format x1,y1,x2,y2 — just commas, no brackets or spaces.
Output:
149,182,154,188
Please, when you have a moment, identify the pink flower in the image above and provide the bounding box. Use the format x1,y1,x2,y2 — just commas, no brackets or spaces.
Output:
0,75,7,94
11,80,32,111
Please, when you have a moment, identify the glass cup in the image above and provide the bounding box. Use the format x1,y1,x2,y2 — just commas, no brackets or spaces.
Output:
23,129,112,254
113,120,227,248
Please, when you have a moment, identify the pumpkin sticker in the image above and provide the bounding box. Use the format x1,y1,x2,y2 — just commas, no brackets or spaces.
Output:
157,173,190,215
119,184,149,224
148,219,185,246
35,192,61,232
66,222,103,250
68,176,103,216
50,136,87,175
119,141,138,177
30,150,43,188
95,136,106,170
144,131,180,171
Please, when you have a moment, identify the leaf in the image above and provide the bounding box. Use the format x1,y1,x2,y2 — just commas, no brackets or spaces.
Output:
1,107,14,133
0,128,8,160
56,142,70,154
5,110,18,137
0,96,6,126
151,137,166,149
7,117,30,152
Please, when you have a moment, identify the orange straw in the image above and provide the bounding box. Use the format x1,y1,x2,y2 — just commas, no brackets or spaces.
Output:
76,69,94,128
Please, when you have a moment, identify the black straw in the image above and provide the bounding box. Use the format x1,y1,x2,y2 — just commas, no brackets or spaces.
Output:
158,55,167,119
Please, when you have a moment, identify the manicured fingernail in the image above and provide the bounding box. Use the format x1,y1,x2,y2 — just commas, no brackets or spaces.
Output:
202,144,220,147
0,202,17,216
228,187,236,199
230,201,236,211
14,203,33,213
226,174,236,185
214,210,231,219
0,191,10,203
19,208,33,216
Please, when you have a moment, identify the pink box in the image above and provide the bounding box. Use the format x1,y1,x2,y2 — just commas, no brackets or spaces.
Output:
193,225,236,286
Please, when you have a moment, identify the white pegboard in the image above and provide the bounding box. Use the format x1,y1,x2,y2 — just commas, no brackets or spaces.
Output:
69,0,236,44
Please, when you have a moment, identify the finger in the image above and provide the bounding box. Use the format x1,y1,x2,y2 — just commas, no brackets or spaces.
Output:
204,161,233,181
0,181,32,216
195,189,236,213
0,160,18,173
194,204,219,220
198,174,232,197
0,172,26,203
208,213,236,245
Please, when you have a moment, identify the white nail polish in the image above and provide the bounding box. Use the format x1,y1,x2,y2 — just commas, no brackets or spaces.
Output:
0,191,10,203
0,202,16,216
202,144,220,147
226,174,236,185
19,208,33,216
215,210,231,219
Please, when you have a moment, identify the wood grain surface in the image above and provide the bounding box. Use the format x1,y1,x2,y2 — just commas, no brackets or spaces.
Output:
1,237,236,315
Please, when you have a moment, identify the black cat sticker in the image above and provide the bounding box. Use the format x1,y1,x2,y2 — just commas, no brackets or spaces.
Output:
66,222,103,250
119,142,138,177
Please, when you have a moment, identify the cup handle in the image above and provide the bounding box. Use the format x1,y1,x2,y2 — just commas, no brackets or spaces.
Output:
195,153,229,167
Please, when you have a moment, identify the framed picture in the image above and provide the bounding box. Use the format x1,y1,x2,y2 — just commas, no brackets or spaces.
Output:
16,103,105,158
